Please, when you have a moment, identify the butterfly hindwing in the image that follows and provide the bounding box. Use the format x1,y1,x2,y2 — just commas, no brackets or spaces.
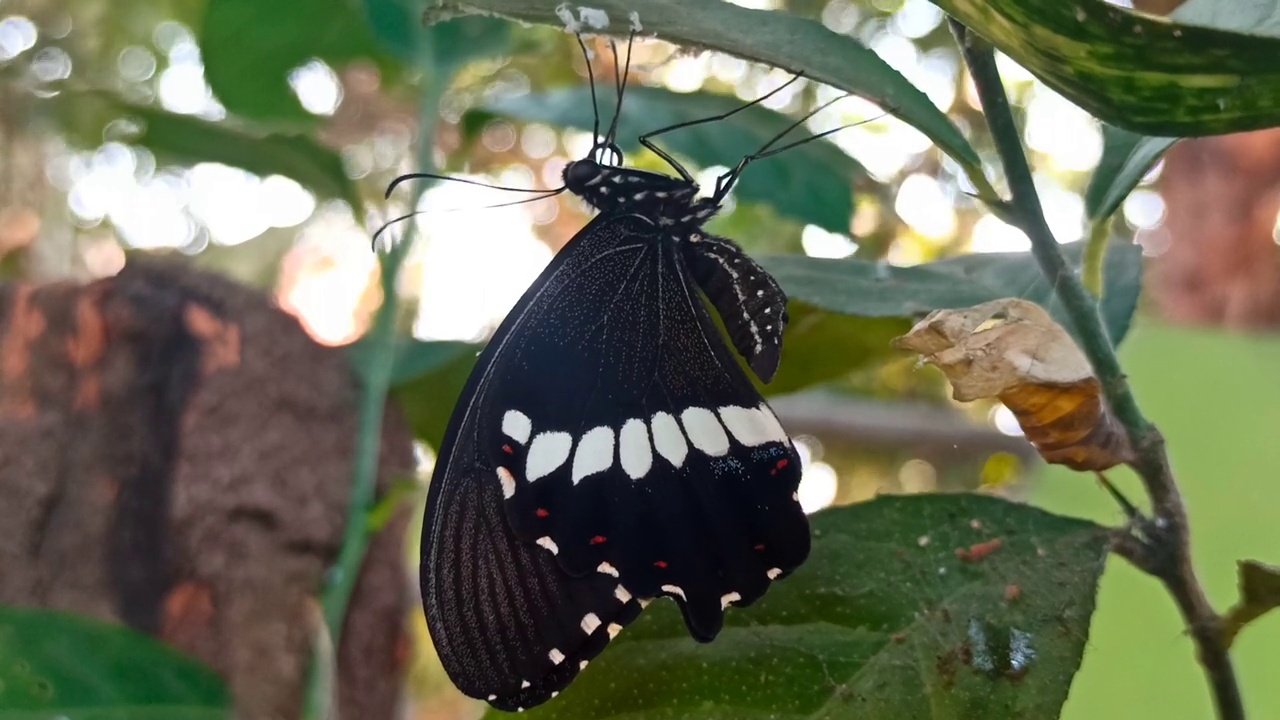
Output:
683,233,789,383
421,210,809,708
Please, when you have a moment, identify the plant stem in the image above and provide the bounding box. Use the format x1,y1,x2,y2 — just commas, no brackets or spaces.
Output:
302,76,443,719
952,20,1245,720
320,242,410,638
1082,216,1111,297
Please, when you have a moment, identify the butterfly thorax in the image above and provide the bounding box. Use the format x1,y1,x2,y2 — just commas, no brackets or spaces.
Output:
563,158,720,232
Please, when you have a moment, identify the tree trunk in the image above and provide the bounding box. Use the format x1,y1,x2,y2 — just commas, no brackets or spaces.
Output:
1134,2,1280,328
1149,131,1280,327
0,258,414,719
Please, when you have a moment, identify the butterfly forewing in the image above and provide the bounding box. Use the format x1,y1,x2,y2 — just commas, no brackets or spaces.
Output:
422,458,643,711
422,210,808,709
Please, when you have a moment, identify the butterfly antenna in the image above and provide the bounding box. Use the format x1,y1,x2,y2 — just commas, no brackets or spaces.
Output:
371,187,566,250
385,172,562,199
637,72,803,181
576,34,602,149
713,99,892,201
601,31,636,164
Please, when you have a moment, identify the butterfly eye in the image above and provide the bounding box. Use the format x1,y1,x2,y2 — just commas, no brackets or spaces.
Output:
562,157,602,190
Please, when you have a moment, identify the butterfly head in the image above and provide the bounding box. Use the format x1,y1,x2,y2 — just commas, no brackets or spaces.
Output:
562,156,606,193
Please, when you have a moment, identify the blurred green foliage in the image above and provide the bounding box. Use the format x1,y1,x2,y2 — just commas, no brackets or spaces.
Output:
0,606,228,718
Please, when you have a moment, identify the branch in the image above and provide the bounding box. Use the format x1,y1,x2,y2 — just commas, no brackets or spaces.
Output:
303,62,447,720
951,20,1245,720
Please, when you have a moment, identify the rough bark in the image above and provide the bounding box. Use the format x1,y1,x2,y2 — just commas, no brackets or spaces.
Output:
0,257,414,720
1150,131,1280,328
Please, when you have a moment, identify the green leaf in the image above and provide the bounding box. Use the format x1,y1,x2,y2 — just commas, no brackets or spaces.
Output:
65,94,365,218
359,0,419,61
479,85,862,233
350,339,482,448
366,476,424,531
431,0,990,196
360,0,513,77
935,0,1280,136
765,308,906,396
200,0,389,124
348,337,480,387
761,240,1143,345
0,606,228,718
491,493,1108,719
427,16,514,80
1085,126,1178,223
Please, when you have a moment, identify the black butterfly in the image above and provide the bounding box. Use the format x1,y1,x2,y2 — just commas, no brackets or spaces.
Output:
417,41,824,713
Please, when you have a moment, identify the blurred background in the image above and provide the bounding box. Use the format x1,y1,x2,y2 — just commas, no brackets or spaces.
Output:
0,0,1276,717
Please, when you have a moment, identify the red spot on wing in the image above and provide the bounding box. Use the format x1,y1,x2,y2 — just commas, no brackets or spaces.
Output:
753,543,766,551
653,560,668,569
535,508,550,518
589,535,607,545
502,444,514,454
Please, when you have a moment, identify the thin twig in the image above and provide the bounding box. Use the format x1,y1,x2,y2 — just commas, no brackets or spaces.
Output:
1093,472,1140,519
1108,528,1160,576
950,20,1245,720
301,67,445,720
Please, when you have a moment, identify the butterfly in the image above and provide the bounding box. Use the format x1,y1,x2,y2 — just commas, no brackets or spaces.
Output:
416,39,822,713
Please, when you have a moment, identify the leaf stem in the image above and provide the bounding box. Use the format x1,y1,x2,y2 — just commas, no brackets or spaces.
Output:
1082,216,1110,297
320,242,409,641
952,20,1244,720
302,76,443,719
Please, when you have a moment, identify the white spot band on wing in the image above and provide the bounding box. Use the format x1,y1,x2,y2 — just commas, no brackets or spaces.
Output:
756,403,791,443
571,425,615,483
680,407,730,456
502,409,532,445
717,405,775,447
526,431,572,482
650,411,688,467
619,418,653,479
